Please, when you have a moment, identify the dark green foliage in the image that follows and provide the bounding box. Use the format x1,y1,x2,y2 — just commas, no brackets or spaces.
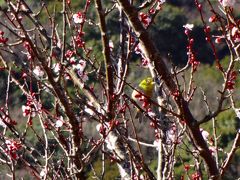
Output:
150,5,188,64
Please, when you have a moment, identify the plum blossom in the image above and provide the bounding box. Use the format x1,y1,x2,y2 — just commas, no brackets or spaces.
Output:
65,49,74,58
209,146,216,156
55,116,64,128
166,127,177,143
147,110,156,118
0,31,8,44
200,129,209,141
139,12,151,28
219,0,236,7
33,66,44,78
22,105,36,117
231,27,240,43
69,56,77,64
40,169,46,177
5,139,22,159
73,12,84,24
53,63,61,74
73,59,87,72
109,40,114,51
183,24,194,31
215,36,223,44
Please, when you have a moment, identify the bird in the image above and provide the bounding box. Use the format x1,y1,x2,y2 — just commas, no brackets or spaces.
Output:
131,77,155,122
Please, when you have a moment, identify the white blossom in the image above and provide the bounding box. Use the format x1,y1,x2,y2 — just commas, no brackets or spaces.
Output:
200,128,209,141
40,169,46,177
55,116,64,128
73,12,84,24
33,66,44,78
22,105,36,117
147,110,156,118
209,146,216,156
183,24,194,31
53,63,61,74
109,40,114,50
73,59,86,72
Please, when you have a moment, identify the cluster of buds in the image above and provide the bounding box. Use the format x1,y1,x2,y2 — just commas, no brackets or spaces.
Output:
191,172,201,180
5,139,22,160
151,122,161,139
0,108,17,127
138,1,165,27
139,12,151,28
209,14,217,23
148,110,161,140
183,24,200,71
133,91,151,109
118,103,127,114
65,49,88,82
167,124,183,145
184,164,191,172
109,119,120,129
65,49,74,60
226,71,237,90
74,32,85,48
96,123,109,137
134,42,150,68
22,93,42,120
23,41,34,61
171,89,180,101
0,31,8,44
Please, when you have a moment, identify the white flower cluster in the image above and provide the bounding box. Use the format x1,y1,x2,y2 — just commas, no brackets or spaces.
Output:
33,66,44,78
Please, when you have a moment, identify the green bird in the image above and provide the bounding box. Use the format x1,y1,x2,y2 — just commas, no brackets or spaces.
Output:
131,77,155,122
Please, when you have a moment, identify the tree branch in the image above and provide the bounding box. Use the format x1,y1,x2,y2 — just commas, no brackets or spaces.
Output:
117,0,220,178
